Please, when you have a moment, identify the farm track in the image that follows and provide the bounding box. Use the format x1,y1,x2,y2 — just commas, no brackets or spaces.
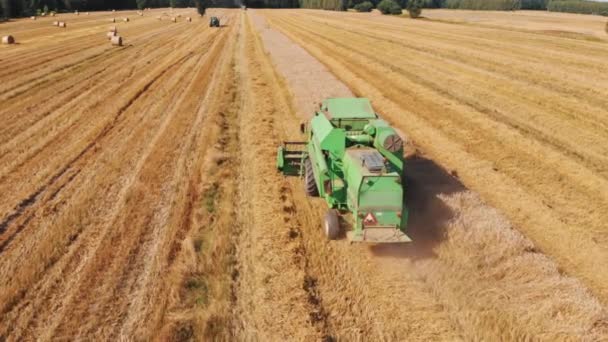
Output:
1,7,608,341
260,9,608,305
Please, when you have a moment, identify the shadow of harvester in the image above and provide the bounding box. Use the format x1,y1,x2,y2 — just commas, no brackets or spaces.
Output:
370,153,466,259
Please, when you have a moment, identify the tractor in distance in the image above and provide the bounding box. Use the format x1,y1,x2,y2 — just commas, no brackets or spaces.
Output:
209,16,220,27
276,98,411,243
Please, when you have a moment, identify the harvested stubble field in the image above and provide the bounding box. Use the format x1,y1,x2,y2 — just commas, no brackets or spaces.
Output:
1,7,608,341
422,9,608,39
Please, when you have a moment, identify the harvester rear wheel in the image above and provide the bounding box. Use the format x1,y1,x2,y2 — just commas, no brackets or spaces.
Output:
304,157,318,197
324,209,340,240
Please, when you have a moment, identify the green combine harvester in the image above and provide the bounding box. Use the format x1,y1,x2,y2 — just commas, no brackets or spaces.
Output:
277,98,410,243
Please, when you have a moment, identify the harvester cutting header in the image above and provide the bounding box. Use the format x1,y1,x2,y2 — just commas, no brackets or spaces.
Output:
277,98,410,243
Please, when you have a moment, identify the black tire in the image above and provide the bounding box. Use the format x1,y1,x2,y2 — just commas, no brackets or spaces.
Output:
324,210,340,240
304,157,319,197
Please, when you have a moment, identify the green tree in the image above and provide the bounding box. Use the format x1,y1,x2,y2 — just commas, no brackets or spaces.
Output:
377,0,401,13
520,0,546,9
354,0,372,10
24,0,37,15
136,0,146,9
195,0,205,14
407,0,422,17
547,0,608,16
445,0,521,10
1,0,11,17
424,0,444,8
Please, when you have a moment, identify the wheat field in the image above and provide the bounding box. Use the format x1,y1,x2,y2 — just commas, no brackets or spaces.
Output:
0,7,607,341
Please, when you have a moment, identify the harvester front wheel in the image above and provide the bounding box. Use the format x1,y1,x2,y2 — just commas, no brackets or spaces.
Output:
304,157,318,197
324,210,340,240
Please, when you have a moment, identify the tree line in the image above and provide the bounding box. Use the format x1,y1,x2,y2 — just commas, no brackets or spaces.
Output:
350,0,608,15
547,0,608,15
442,0,543,10
2,0,607,19
245,0,298,8
299,0,345,10
427,0,607,14
0,0,243,18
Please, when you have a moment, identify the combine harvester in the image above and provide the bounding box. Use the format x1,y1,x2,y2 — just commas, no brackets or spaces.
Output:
277,98,410,243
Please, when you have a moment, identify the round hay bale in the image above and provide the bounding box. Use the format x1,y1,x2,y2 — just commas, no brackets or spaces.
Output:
58,21,66,28
111,35,122,46
53,21,59,26
86,12,89,15
41,12,46,16
110,18,115,23
106,31,117,39
186,17,191,22
31,16,36,20
112,9,115,12
108,26,117,32
123,17,129,22
50,12,55,16
2,35,15,44
171,17,176,22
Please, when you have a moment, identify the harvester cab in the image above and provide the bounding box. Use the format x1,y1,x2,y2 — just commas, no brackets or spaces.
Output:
277,98,411,243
